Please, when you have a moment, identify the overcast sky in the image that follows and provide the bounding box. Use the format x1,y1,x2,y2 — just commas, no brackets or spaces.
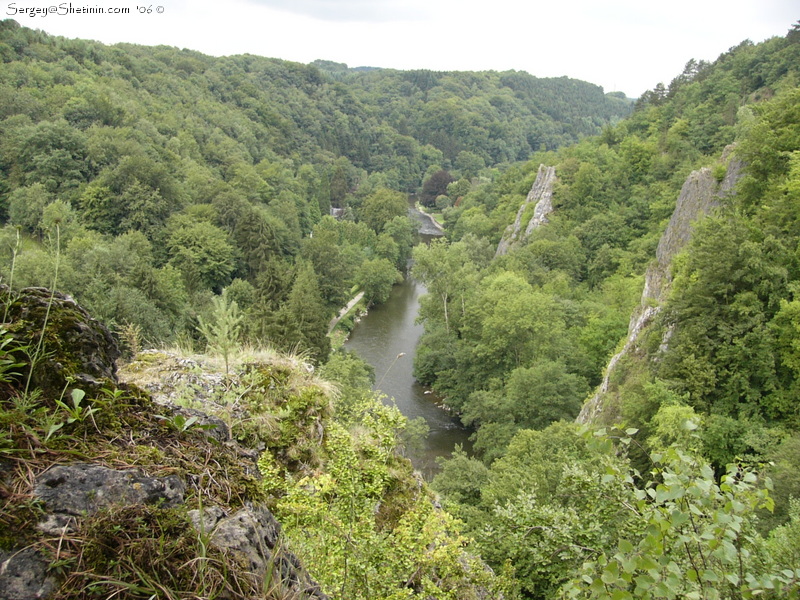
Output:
8,0,798,97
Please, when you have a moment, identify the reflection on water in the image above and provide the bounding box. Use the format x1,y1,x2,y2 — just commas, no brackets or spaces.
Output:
343,275,472,478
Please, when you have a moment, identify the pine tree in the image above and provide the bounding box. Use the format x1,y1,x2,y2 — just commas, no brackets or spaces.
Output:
197,289,242,374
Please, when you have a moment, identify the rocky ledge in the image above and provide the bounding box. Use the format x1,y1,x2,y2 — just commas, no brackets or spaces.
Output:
0,286,327,600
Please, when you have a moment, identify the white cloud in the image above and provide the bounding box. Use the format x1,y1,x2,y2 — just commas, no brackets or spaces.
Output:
243,0,429,22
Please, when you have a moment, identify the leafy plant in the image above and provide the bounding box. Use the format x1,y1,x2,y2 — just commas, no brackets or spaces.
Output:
561,428,796,600
54,388,98,425
0,328,25,385
155,412,214,434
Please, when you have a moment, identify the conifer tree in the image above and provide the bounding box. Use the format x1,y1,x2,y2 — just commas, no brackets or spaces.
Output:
197,289,242,374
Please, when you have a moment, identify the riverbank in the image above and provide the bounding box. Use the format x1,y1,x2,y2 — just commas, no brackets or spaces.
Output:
343,276,472,478
328,290,365,334
327,291,368,350
408,205,446,237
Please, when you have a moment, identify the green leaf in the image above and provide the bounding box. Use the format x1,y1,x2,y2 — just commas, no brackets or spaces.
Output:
702,570,720,583
726,573,740,585
601,561,620,584
45,421,65,441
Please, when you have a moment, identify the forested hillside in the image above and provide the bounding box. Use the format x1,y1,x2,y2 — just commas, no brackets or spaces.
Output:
0,19,629,361
311,60,631,165
415,23,800,598
3,13,800,599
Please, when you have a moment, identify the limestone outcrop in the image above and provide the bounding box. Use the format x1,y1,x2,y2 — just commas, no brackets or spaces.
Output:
0,287,328,600
495,164,556,257
1,285,119,396
577,150,743,424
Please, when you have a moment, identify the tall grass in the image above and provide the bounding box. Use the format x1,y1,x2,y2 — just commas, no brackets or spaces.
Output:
23,224,60,398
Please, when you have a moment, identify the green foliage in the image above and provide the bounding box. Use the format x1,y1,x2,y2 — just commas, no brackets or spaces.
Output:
359,187,409,233
197,289,242,373
765,498,800,576
380,215,417,269
659,213,790,419
437,423,635,598
355,257,402,304
260,397,510,600
758,434,800,531
2,21,800,599
416,31,800,495
319,351,376,423
462,361,587,460
213,350,514,599
0,21,632,355
263,261,332,363
647,402,701,453
7,183,52,235
563,436,790,600
464,271,566,375
436,422,800,600
431,445,490,508
168,221,238,293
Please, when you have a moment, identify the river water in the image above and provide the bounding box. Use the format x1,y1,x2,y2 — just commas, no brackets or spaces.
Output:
344,275,472,478
343,208,472,478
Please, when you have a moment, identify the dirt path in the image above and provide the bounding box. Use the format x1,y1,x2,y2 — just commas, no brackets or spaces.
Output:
328,291,365,333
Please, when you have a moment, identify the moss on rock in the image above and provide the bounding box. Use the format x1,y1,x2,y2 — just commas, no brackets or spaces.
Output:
1,285,119,399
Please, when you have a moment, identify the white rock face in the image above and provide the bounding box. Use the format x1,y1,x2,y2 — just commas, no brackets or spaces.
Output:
577,152,743,424
495,164,557,257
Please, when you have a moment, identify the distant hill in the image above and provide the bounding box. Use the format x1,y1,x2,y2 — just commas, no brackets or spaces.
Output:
0,18,628,356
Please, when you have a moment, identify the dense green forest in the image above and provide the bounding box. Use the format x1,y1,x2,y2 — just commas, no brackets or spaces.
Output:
2,14,800,600
415,22,800,599
0,19,630,362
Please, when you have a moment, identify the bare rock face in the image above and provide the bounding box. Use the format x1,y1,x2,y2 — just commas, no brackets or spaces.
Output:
496,164,556,257
0,548,58,600
577,151,744,424
208,505,329,599
33,463,185,533
1,285,119,395
523,165,557,237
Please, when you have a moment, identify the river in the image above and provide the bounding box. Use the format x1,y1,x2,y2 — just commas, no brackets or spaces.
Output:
343,207,472,478
344,275,472,478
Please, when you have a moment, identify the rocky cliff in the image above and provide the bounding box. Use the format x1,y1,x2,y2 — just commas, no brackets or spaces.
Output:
495,164,557,257
0,285,329,600
577,149,743,424
0,286,507,599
